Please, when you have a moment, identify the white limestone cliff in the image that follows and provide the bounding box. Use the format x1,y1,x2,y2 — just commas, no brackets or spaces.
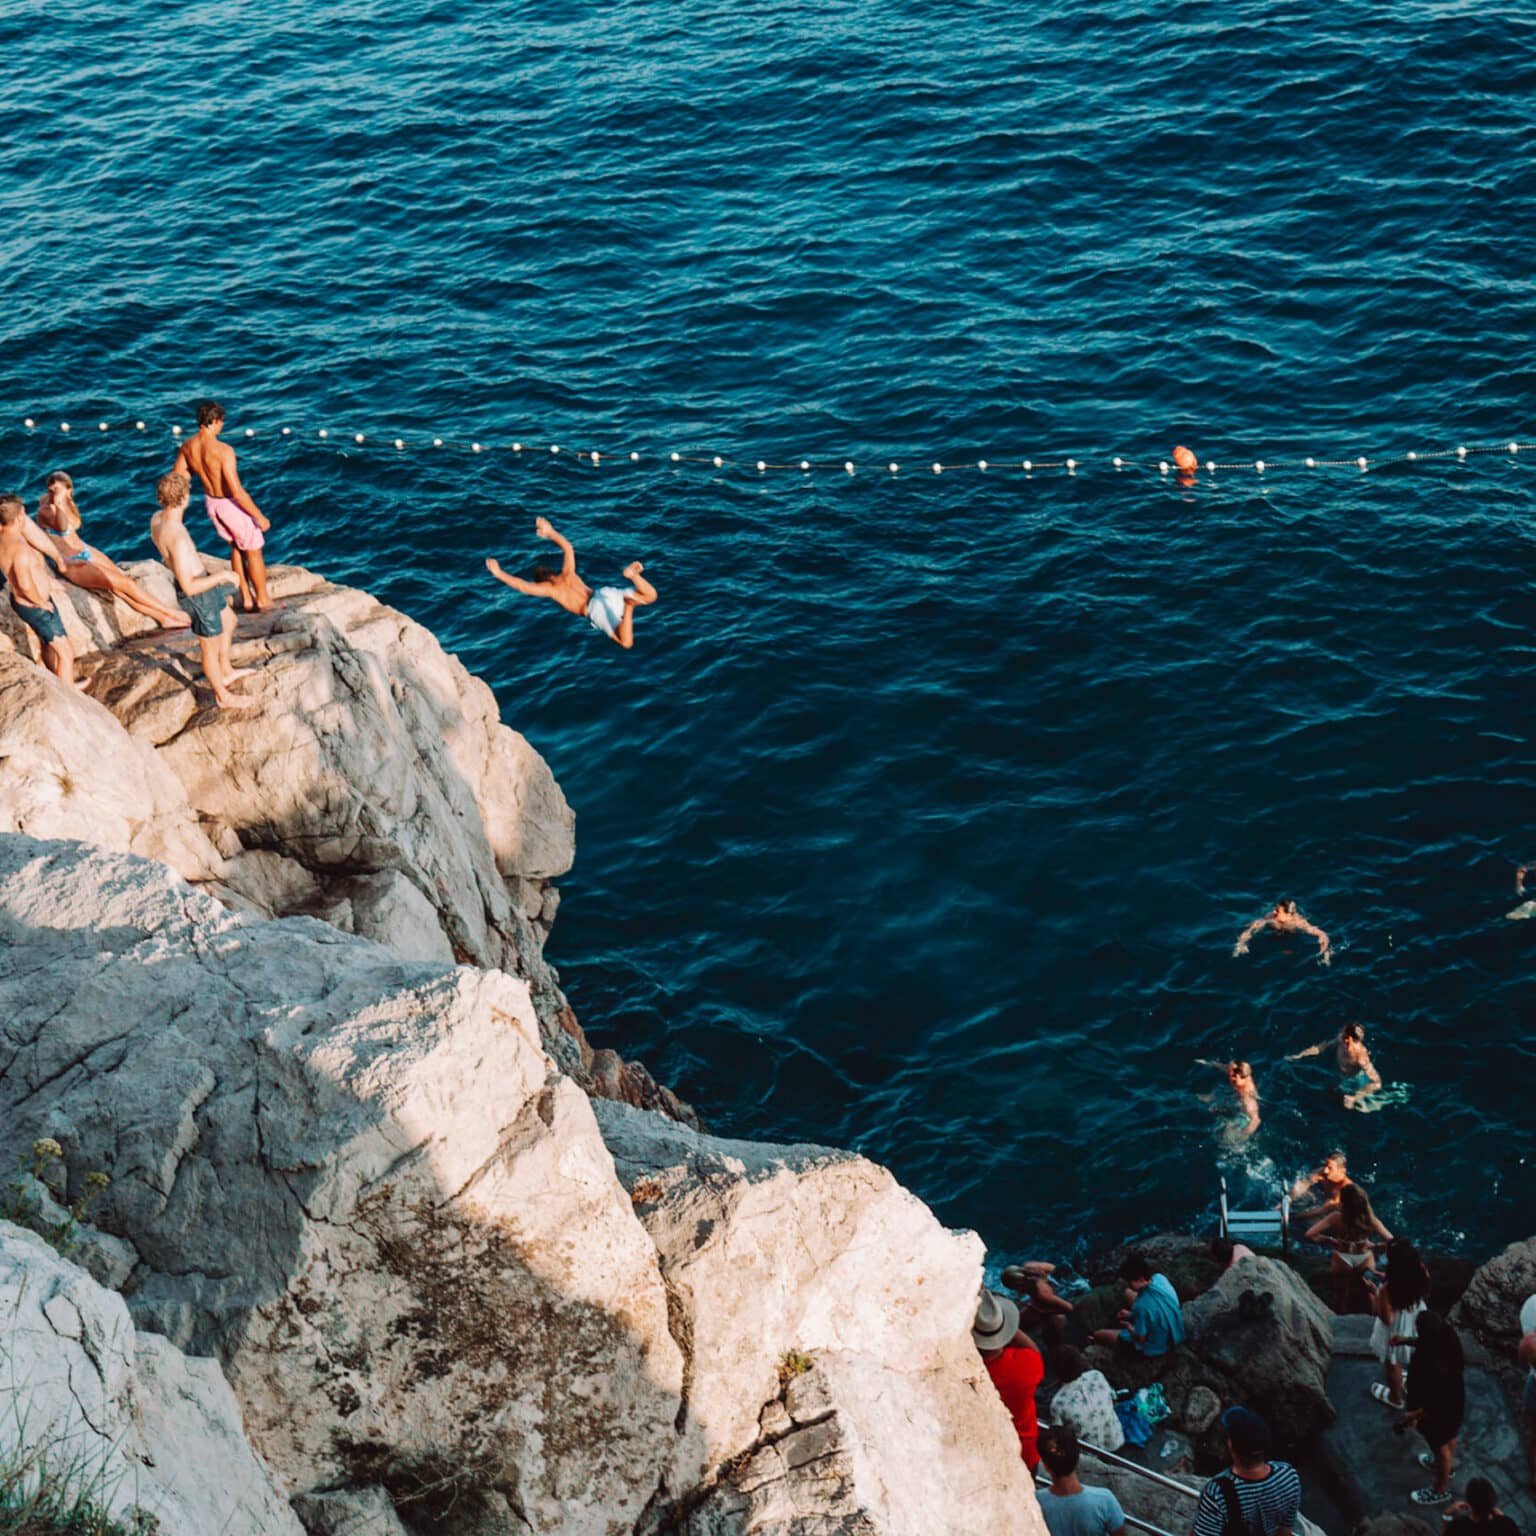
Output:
0,564,1046,1536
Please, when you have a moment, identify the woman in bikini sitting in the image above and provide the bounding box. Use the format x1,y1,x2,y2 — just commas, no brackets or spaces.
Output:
1308,1181,1392,1315
37,471,190,630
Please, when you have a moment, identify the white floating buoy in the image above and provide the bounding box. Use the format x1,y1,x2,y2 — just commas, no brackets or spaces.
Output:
433,437,443,447
98,421,108,432
1357,456,1368,471
354,433,365,445
844,461,855,474
801,460,811,471
472,442,481,453
1255,460,1266,473
550,444,559,454
713,455,723,468
1305,456,1315,468
281,427,291,436
1113,456,1123,469
513,441,523,452
932,462,942,474
245,428,254,438
24,417,34,428
319,429,328,438
591,451,601,465
394,439,404,450
1204,460,1215,473
629,451,640,462
888,462,899,473
757,460,766,472
978,459,988,471
1159,461,1169,475
172,425,182,436
1407,450,1416,461
135,420,145,430
670,452,680,463
1509,442,1519,454
1067,458,1077,472
60,422,70,432
1023,460,1032,471
1457,445,1467,459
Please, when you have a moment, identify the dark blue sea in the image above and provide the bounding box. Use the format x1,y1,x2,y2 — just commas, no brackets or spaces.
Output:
4,1,1534,1266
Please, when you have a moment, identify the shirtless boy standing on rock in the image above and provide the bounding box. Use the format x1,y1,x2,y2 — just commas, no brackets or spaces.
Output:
0,494,84,689
172,400,273,611
150,472,253,711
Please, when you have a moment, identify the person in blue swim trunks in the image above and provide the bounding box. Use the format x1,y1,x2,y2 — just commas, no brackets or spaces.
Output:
0,494,85,690
1286,1021,1384,1110
150,472,253,711
486,517,657,650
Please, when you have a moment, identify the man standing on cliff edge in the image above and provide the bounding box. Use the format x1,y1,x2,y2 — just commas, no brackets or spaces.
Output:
173,400,274,612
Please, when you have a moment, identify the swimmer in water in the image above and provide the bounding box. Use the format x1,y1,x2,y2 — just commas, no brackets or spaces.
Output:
1287,1021,1383,1110
1289,1150,1351,1218
486,517,657,650
1233,898,1332,966
1196,1057,1260,1140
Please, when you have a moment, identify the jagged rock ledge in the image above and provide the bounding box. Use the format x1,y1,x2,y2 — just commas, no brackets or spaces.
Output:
0,562,1043,1536
0,558,691,1126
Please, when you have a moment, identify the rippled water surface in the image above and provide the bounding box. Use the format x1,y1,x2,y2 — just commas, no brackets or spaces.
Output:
4,1,1535,1261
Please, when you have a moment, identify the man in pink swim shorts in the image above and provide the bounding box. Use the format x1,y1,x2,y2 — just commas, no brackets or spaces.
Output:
172,399,274,611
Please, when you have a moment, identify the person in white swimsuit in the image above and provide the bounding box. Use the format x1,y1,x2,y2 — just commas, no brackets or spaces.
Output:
486,517,657,650
1308,1181,1392,1314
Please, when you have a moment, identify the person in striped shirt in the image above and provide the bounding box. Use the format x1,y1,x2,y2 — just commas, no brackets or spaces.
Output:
1191,1406,1302,1536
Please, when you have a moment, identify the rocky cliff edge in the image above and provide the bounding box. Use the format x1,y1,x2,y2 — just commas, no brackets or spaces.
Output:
0,564,1041,1536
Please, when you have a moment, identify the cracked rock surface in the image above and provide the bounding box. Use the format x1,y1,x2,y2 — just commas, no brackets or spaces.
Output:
0,558,695,1126
0,837,682,1534
596,1102,1041,1536
0,1217,302,1536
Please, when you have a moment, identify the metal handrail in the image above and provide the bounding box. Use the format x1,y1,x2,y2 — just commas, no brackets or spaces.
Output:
1076,1438,1200,1502
1033,1471,1184,1536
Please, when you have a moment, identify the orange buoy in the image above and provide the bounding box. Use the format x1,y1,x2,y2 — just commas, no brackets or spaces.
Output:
1172,444,1199,473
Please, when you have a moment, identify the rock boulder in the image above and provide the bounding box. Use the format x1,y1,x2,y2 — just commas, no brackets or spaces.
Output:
595,1101,1044,1536
0,837,683,1535
0,1218,302,1536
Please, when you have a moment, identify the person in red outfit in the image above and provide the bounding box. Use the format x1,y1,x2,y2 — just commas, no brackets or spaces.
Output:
974,1289,1045,1469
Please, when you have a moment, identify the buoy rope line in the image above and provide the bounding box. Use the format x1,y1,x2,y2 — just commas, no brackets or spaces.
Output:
12,416,1533,479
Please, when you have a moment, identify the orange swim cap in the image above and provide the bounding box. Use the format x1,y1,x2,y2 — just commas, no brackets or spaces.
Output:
1172,445,1199,472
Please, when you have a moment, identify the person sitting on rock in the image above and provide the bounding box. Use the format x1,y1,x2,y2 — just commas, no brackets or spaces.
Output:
1048,1346,1125,1452
36,470,190,631
1443,1476,1520,1536
1035,1425,1127,1536
0,494,84,690
1211,1235,1256,1272
486,517,657,650
1090,1253,1185,1358
1305,1181,1392,1314
972,1288,1044,1470
1191,1406,1302,1536
149,472,254,712
1233,898,1331,966
1002,1260,1075,1347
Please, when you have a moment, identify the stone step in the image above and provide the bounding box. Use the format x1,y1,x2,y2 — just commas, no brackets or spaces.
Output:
1319,1354,1536,1529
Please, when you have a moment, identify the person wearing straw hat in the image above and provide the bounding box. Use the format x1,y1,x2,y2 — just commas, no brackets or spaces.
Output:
486,517,657,650
973,1288,1044,1469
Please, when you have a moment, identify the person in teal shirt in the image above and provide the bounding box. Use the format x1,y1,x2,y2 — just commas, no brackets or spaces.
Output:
1090,1253,1186,1357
